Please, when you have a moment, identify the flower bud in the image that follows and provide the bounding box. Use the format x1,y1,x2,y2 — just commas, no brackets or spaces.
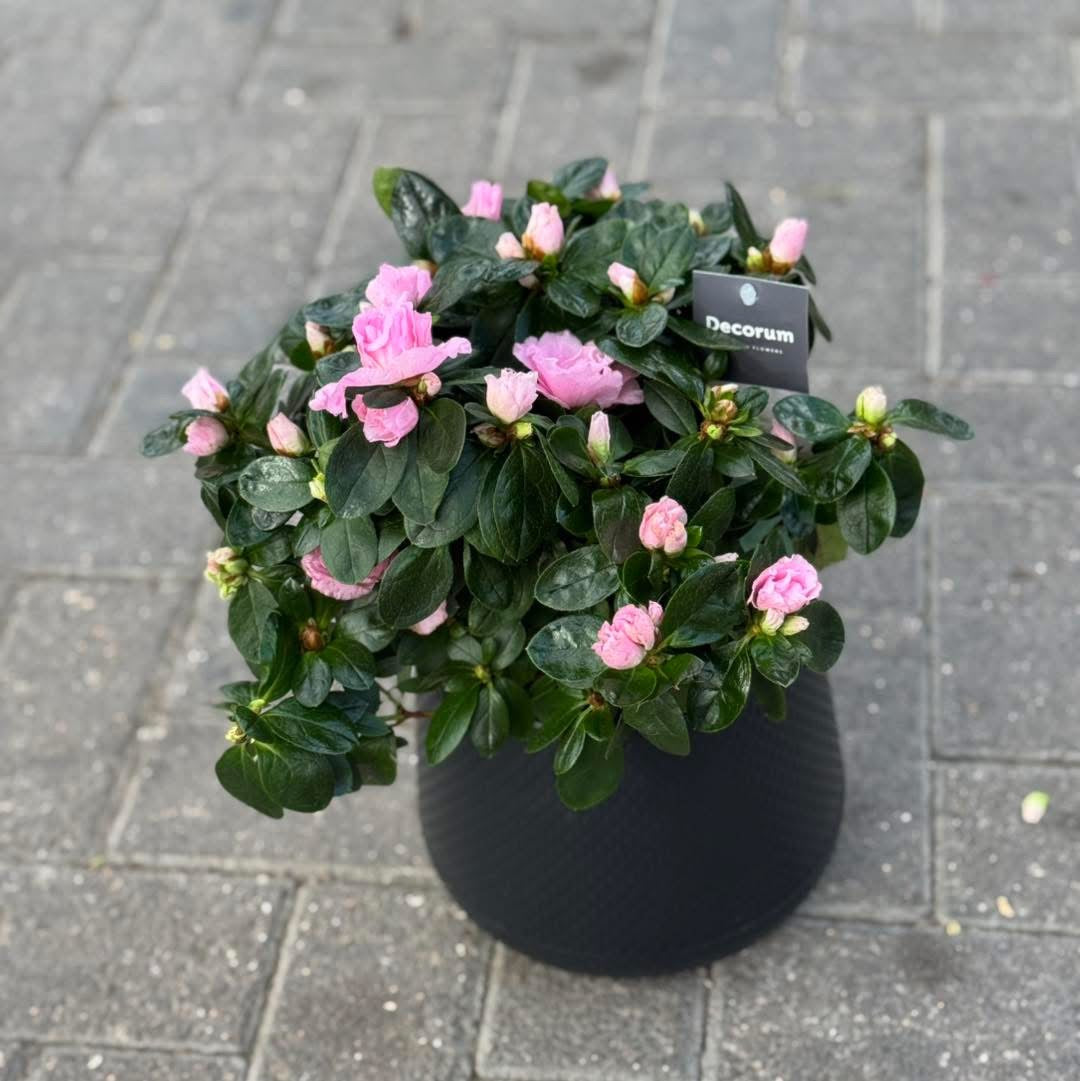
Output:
205,546,248,599
484,368,538,424
654,286,675,304
226,723,245,744
855,385,888,426
309,471,327,502
587,166,621,201
771,418,797,464
511,420,534,441
184,416,229,456
714,552,739,563
413,259,438,275
760,608,784,634
745,246,766,273
304,321,333,359
182,367,230,412
880,431,898,450
688,208,706,236
473,423,508,448
495,231,526,260
1021,790,1050,825
299,620,326,652
461,180,503,221
768,218,808,268
416,371,442,400
522,202,564,258
639,496,688,556
781,614,809,636
267,412,311,456
587,410,612,465
606,261,649,305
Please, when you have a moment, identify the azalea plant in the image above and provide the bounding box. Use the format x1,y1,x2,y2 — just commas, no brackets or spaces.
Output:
143,158,972,815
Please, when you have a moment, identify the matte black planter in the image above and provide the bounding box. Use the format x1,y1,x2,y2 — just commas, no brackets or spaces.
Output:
418,671,843,977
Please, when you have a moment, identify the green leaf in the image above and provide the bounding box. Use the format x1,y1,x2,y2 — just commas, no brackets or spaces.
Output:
319,515,378,583
747,524,793,583
553,156,608,198
141,418,185,457
661,560,741,645
837,459,896,554
561,218,631,287
556,734,624,810
249,740,335,813
347,732,398,785
622,448,685,477
535,545,619,611
417,399,466,474
744,439,811,497
644,380,697,435
393,440,449,524
325,425,408,518
372,166,402,216
596,664,658,707
799,437,873,502
292,651,333,707
623,693,690,755
546,423,596,476
751,669,786,721
615,303,668,347
666,441,714,511
798,599,844,673
464,545,515,609
322,637,376,690
526,615,605,687
773,395,852,441
692,651,751,732
491,441,555,564
688,486,735,547
713,442,755,478
471,683,510,757
215,746,283,818
750,634,802,688
261,698,356,754
880,439,924,538
388,169,460,259
405,442,490,547
238,456,315,512
627,223,696,293
377,544,453,629
592,486,648,564
426,685,481,764
228,579,279,668
665,314,742,351
547,277,601,318
887,398,973,440
725,181,761,246
554,719,588,775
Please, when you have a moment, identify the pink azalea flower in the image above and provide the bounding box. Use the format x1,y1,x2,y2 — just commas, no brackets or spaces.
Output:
301,547,393,601
522,202,564,258
411,601,450,635
639,496,688,555
749,554,821,615
183,416,229,456
351,395,419,448
588,166,621,201
364,263,433,308
495,232,526,260
770,418,797,464
181,367,229,412
592,601,664,670
461,180,503,221
512,331,642,410
266,413,310,456
768,218,808,266
484,368,538,424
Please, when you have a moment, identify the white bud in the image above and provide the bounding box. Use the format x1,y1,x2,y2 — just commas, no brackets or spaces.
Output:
855,385,888,426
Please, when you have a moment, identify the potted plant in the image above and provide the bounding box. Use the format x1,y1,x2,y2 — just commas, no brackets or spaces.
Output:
143,159,971,976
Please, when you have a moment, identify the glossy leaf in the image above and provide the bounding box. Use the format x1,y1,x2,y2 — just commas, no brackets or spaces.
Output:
798,437,872,502
325,425,408,519
319,515,378,583
837,459,896,554
798,599,845,673
623,693,690,755
426,685,481,764
887,399,973,440
526,615,605,687
238,456,315,512
773,394,852,441
535,545,620,611
377,544,453,629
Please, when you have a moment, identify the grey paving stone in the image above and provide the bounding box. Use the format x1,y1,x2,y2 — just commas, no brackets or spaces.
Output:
22,1048,246,1081
705,919,1080,1080
915,383,1080,486
1,457,216,574
660,0,783,105
274,0,425,40
0,265,156,453
417,0,656,38
649,112,925,210
0,1045,20,1080
0,579,186,859
115,0,275,105
476,946,707,1081
941,276,1080,376
939,763,1080,932
804,613,930,918
942,0,1080,30
114,715,430,878
243,36,511,113
934,490,1080,758
942,116,1080,277
797,0,917,30
797,32,1068,107
262,884,489,1081
0,866,288,1048
0,101,101,182
149,186,333,356
497,41,644,192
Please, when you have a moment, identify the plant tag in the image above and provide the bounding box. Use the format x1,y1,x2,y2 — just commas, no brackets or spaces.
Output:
692,270,810,392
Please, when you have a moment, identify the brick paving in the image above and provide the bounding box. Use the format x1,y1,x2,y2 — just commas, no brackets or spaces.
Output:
2,1,1078,1078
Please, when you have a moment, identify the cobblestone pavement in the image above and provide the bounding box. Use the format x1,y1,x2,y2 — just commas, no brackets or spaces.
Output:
3,0,1079,1078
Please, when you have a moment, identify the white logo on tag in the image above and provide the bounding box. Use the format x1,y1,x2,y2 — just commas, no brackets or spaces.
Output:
739,282,758,306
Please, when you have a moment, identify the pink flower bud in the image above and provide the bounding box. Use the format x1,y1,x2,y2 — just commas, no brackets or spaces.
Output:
484,368,538,424
592,601,663,670
416,371,441,400
181,367,229,412
495,232,526,260
771,418,797,464
639,496,689,556
855,385,888,426
183,416,229,456
760,609,784,634
411,601,449,636
714,552,739,563
305,321,333,359
522,202,564,258
204,547,247,598
781,614,809,636
267,413,311,456
461,180,503,221
749,554,821,615
768,218,808,267
607,261,648,305
587,410,611,464
588,166,621,201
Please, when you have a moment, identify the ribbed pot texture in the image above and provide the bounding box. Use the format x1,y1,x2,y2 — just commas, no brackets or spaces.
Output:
418,671,843,976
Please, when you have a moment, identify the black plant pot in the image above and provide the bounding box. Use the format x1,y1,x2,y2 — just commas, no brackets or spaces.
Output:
418,671,843,977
